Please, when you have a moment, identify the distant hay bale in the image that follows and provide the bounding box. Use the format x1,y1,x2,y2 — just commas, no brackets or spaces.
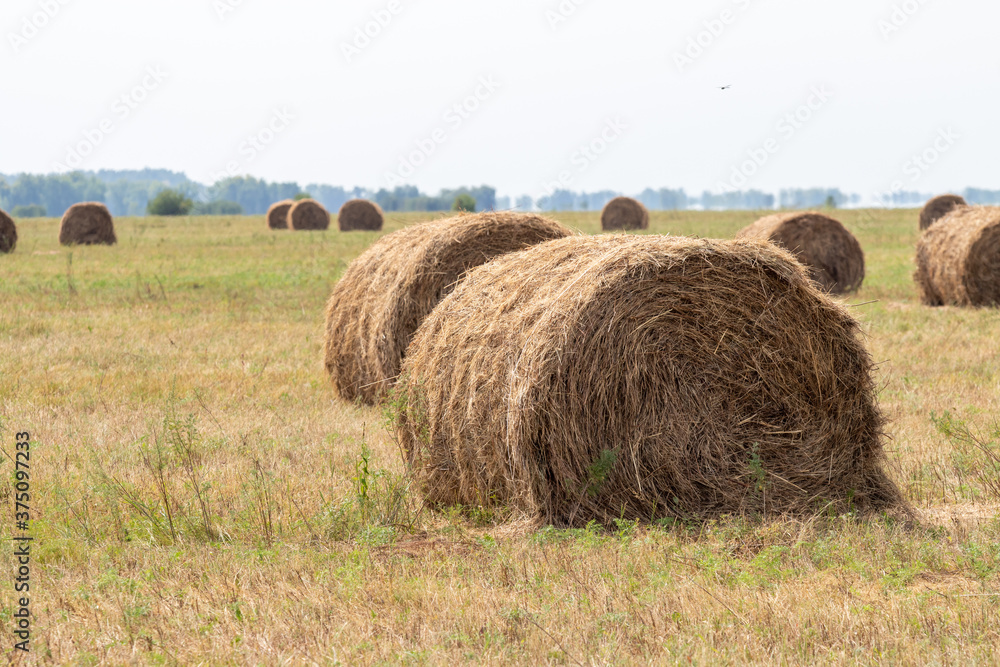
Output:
601,196,649,231
915,206,1000,307
324,211,572,404
394,235,906,527
267,200,294,230
920,194,966,231
287,199,330,231
339,199,384,232
0,209,16,254
59,203,116,246
737,212,864,294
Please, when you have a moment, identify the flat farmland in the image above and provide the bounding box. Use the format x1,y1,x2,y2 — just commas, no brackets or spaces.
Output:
1,210,997,665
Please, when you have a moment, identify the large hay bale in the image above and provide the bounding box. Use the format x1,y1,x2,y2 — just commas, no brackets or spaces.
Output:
920,194,966,231
601,196,649,231
287,199,330,231
394,235,906,527
266,200,294,230
915,206,1000,307
0,209,16,254
59,203,116,246
324,211,572,404
339,199,384,232
736,212,864,294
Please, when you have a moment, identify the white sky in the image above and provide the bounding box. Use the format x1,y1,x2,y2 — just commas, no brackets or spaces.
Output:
2,0,997,200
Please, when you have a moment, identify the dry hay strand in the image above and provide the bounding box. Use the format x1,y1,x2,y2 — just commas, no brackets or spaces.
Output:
915,206,1000,307
601,196,649,231
324,211,572,404
736,211,864,295
920,194,967,231
394,234,907,527
0,209,16,254
59,202,116,246
287,199,330,231
266,200,294,230
338,199,384,232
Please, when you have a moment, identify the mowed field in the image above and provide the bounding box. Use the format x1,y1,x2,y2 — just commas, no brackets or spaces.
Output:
1,209,998,665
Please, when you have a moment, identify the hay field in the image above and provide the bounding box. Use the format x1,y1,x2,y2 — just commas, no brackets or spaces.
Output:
1,210,998,665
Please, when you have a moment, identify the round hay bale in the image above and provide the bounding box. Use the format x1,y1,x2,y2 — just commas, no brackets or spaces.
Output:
920,194,966,231
287,199,330,231
736,212,864,294
0,209,16,254
324,211,572,404
601,196,649,231
267,200,294,230
59,203,116,246
339,199,384,232
915,206,1000,307
394,235,906,526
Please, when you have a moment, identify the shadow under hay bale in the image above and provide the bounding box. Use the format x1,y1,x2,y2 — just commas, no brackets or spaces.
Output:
266,200,294,230
339,199,384,232
394,235,907,527
59,203,116,246
324,211,572,405
920,194,967,231
737,211,864,295
287,199,330,231
601,196,649,231
0,209,16,254
915,206,1000,307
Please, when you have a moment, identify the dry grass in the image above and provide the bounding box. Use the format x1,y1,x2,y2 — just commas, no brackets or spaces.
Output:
1,209,998,665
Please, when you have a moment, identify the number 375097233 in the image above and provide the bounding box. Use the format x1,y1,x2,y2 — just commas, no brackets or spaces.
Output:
14,432,30,523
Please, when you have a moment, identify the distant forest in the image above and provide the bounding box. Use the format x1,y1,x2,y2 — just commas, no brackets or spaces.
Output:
1,169,999,217
0,170,497,217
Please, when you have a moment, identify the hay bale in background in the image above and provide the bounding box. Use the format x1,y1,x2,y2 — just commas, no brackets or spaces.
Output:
287,199,330,231
339,199,384,232
920,194,967,231
267,200,294,230
395,235,906,527
601,196,649,231
0,209,17,254
324,211,572,404
59,203,116,246
915,206,1000,307
736,211,864,294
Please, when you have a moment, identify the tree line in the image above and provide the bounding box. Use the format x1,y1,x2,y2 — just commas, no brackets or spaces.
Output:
2,170,999,217
0,171,497,217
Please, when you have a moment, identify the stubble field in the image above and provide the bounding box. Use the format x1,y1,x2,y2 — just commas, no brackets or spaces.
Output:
1,209,998,665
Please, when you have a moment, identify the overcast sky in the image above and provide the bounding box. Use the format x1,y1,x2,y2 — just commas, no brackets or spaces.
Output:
2,0,997,200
